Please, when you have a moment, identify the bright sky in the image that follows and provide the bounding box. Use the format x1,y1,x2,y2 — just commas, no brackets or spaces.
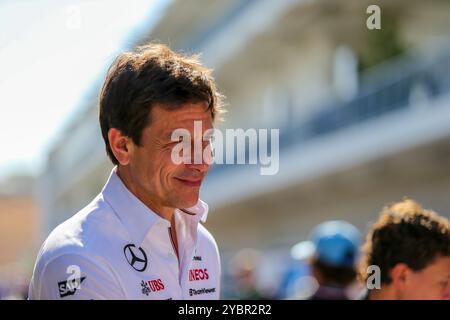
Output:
0,0,169,181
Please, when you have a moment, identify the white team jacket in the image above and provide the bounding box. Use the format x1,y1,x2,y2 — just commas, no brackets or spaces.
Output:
28,168,221,299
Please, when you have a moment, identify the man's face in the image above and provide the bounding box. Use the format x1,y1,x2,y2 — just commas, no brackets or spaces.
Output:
127,102,213,211
401,256,450,300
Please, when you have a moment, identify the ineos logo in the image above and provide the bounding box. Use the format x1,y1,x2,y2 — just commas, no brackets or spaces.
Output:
123,244,147,272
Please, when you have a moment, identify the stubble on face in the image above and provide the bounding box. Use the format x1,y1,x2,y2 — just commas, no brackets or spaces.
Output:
120,102,213,220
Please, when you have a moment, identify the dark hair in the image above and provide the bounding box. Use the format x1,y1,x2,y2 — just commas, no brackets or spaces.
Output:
99,43,225,165
359,199,450,284
313,260,357,286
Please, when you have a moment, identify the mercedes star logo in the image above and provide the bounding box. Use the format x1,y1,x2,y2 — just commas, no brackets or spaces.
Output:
123,244,148,272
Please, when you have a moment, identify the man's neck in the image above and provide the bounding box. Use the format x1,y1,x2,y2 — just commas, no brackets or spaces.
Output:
368,286,398,300
116,166,175,222
117,166,180,260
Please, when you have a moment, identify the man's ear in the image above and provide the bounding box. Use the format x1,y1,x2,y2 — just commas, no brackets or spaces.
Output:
389,263,409,291
108,128,133,165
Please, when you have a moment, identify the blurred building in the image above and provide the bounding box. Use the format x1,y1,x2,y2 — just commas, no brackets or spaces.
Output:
37,0,450,297
0,174,38,299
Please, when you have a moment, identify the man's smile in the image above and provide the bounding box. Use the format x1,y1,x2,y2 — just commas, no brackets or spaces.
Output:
174,176,203,187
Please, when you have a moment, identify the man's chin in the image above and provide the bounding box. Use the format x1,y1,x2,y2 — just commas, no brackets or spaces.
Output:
175,194,200,209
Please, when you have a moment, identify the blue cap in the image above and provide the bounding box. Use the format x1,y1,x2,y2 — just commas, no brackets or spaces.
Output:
310,220,361,268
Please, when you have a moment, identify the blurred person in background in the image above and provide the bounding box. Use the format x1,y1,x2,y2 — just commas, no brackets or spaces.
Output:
359,199,450,300
276,257,311,299
289,220,362,300
28,43,225,299
229,248,273,300
0,268,29,300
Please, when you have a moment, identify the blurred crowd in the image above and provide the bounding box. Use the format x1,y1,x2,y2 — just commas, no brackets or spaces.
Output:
223,198,450,300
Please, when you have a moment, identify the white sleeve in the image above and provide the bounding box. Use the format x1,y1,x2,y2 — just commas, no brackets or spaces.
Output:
29,253,125,300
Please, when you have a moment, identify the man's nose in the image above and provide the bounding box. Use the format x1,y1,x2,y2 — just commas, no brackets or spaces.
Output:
186,143,211,172
186,162,209,173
